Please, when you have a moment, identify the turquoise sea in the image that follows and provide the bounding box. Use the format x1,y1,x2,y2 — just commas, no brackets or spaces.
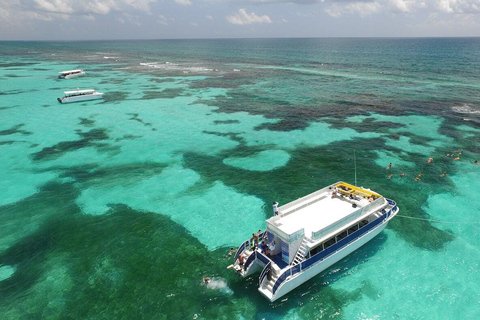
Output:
0,38,480,319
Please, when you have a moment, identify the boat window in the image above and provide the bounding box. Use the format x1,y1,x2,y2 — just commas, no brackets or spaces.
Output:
359,220,369,228
309,244,324,256
324,237,336,249
336,230,347,241
348,224,359,235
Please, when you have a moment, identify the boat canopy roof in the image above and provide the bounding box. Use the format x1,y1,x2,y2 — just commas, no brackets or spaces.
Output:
266,181,385,243
59,69,83,74
64,89,95,95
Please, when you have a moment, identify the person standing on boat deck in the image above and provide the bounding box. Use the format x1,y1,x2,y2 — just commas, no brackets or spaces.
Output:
238,254,244,267
261,241,268,255
331,187,338,198
268,241,276,258
272,202,279,216
253,233,259,248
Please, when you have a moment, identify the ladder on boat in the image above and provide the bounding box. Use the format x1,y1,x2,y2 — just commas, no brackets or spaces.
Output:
292,238,308,266
261,268,280,293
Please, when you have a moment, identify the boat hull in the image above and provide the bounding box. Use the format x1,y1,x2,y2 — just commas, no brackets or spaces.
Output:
58,93,103,104
58,72,85,79
265,217,391,301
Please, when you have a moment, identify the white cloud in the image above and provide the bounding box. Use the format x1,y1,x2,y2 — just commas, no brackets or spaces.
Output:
175,0,193,5
31,0,157,16
412,12,480,35
237,0,480,16
326,2,381,17
158,14,168,25
388,0,416,12
226,8,273,25
206,14,213,19
233,0,323,3
435,0,480,13
115,12,142,25
34,0,74,14
83,14,96,20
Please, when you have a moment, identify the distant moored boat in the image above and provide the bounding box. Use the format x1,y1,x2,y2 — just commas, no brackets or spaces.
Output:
57,89,104,104
58,69,85,79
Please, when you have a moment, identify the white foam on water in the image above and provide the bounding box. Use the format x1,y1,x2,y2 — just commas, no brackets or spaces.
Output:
205,277,233,295
140,61,222,74
223,150,291,171
452,104,480,114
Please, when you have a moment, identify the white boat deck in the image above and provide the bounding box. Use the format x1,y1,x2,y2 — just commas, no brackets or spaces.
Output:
275,191,370,239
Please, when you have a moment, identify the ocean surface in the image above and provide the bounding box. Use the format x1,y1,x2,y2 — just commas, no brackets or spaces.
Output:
0,38,479,319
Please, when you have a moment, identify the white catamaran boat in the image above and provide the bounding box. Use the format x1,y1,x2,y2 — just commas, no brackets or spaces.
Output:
57,89,104,104
58,69,85,79
231,181,399,302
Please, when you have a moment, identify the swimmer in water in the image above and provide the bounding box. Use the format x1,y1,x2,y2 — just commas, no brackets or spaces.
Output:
400,172,405,177
441,172,447,177
427,157,433,163
203,277,211,284
388,173,393,179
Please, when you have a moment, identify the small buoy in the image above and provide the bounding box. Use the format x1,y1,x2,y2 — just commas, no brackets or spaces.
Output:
227,264,234,269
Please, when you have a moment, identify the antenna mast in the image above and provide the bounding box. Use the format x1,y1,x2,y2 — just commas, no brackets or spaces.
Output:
354,149,357,186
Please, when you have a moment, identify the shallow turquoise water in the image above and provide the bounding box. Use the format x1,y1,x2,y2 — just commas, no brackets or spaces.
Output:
0,38,479,319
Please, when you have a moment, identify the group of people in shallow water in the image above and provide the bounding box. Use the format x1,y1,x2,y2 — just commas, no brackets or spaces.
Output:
386,150,479,181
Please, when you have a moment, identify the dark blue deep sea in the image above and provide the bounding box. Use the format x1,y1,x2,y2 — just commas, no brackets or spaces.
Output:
0,38,480,319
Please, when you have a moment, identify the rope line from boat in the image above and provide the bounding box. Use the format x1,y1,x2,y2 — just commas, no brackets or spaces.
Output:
396,214,480,224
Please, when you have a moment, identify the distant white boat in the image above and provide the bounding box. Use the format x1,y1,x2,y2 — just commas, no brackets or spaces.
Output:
58,69,85,79
57,89,103,104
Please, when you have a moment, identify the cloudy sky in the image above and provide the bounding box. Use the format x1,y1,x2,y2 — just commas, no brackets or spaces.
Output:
1,0,479,40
